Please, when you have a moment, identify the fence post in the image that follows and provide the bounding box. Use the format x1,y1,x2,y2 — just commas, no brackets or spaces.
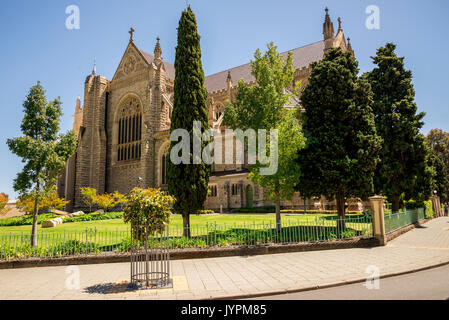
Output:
369,196,387,246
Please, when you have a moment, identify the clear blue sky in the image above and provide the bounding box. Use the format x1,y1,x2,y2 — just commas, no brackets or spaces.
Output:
1,0,448,199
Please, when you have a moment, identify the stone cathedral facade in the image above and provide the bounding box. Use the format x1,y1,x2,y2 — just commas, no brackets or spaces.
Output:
58,9,363,212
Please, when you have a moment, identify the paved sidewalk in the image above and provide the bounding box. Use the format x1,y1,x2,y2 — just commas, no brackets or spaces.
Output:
0,217,448,300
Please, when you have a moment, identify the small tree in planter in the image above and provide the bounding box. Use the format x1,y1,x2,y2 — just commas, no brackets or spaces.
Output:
124,188,174,232
124,188,175,288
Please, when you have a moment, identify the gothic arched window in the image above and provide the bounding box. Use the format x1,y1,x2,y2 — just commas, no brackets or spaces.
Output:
117,97,142,162
215,104,224,121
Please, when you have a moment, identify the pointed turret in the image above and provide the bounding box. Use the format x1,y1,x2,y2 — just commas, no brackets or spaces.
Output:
73,95,83,137
347,37,354,56
92,57,97,76
323,7,335,52
226,71,233,101
154,36,162,64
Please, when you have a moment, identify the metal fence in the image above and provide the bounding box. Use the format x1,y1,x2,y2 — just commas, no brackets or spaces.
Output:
0,214,373,261
384,208,425,234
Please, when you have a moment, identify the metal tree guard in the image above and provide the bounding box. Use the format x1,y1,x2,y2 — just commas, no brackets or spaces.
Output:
130,224,171,289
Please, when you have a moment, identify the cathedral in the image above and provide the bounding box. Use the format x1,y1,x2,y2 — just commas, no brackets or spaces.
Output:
58,8,361,212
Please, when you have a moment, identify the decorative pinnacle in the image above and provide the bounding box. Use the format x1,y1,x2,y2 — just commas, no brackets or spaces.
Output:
92,56,97,76
325,7,329,15
347,37,352,48
154,36,162,60
338,17,342,30
129,27,135,42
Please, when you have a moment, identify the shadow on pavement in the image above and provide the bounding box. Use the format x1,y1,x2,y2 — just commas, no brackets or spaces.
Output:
84,281,138,295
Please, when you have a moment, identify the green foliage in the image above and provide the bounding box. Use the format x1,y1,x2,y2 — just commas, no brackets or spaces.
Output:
123,188,174,233
297,48,382,217
7,82,77,198
6,82,77,246
424,200,434,219
194,210,215,215
0,213,60,227
63,212,124,223
80,187,97,212
168,7,210,219
0,240,100,259
231,206,276,213
224,42,299,130
92,193,116,212
363,43,434,211
248,109,306,206
427,129,449,202
40,192,69,211
224,42,305,230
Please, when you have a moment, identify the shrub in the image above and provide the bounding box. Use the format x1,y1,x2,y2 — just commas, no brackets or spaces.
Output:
63,212,123,223
195,210,215,215
0,193,9,211
113,191,128,210
424,200,434,219
80,187,97,212
124,188,175,239
40,192,69,211
16,195,36,214
0,213,60,227
231,206,275,213
92,193,116,212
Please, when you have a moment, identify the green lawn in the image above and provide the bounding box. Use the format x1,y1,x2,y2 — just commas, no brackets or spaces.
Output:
0,213,373,260
0,213,370,236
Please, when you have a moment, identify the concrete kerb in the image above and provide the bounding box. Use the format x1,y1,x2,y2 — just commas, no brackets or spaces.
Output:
0,237,379,270
214,259,449,300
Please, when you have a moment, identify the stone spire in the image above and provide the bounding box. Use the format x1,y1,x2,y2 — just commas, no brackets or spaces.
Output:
226,71,233,101
226,71,232,89
337,17,342,32
347,37,354,56
92,57,97,76
154,37,162,62
323,7,334,40
323,8,335,52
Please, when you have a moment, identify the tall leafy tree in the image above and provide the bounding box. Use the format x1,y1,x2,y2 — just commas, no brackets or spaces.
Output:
168,6,210,237
297,48,382,225
7,82,77,246
248,110,305,232
427,129,449,168
224,42,305,232
427,129,449,202
364,43,432,211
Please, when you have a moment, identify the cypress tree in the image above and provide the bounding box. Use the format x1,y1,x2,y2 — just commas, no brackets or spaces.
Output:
297,48,382,226
364,43,433,211
168,7,210,237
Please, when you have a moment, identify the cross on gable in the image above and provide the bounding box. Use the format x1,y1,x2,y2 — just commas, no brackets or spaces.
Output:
129,28,135,42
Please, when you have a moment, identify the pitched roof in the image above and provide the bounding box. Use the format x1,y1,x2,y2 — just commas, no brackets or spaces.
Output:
137,40,325,92
138,48,176,80
204,40,325,93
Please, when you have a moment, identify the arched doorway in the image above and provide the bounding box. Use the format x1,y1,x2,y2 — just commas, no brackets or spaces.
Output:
246,185,254,208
